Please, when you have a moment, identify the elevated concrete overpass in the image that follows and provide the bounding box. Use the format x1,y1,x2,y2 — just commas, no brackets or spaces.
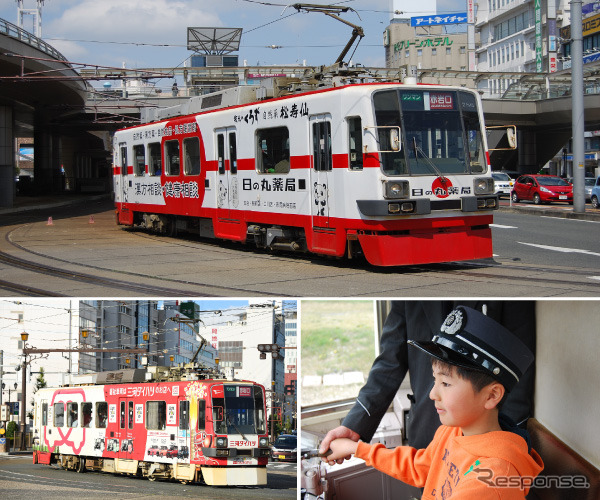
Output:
0,17,88,207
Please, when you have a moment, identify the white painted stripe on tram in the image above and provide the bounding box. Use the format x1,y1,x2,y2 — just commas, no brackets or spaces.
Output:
518,242,600,257
490,223,518,229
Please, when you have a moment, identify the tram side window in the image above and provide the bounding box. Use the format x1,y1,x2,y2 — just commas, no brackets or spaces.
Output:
183,137,200,175
67,402,79,428
96,402,108,428
146,401,166,430
120,146,128,175
82,402,93,428
197,400,206,431
347,116,363,170
217,134,225,175
128,401,134,429
54,403,64,427
229,132,238,174
312,121,332,172
164,140,180,176
148,142,161,176
212,397,227,434
133,144,145,176
256,127,290,174
179,401,189,430
254,386,266,434
41,402,48,426
120,401,126,428
459,91,485,173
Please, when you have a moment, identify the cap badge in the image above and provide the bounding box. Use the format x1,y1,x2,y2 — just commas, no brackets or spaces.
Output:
441,309,463,335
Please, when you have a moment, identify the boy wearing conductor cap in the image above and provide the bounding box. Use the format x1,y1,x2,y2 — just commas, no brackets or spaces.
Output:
326,306,544,499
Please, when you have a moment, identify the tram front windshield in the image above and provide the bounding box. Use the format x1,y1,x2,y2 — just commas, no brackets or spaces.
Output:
212,385,266,436
373,89,486,177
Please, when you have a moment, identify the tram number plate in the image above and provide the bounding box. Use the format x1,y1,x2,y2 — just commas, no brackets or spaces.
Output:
559,195,567,200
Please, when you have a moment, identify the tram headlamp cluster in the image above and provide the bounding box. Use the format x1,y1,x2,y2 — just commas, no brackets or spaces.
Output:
383,180,410,199
216,437,228,448
473,177,495,195
259,437,269,448
477,198,498,209
388,202,416,214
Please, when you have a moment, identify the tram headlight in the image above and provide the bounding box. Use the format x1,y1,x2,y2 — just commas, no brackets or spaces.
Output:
259,437,269,448
474,177,494,195
216,437,228,448
384,180,409,199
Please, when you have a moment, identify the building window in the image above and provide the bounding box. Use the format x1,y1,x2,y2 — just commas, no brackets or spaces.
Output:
432,48,437,56
405,50,410,58
460,46,466,54
446,47,451,55
417,49,423,57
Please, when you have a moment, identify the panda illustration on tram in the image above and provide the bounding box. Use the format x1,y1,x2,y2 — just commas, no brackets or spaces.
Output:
113,78,499,266
32,368,270,486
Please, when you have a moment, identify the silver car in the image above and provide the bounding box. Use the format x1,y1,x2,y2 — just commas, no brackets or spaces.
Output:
492,172,514,198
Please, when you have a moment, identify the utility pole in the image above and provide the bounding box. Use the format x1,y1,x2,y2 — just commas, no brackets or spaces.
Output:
570,0,585,213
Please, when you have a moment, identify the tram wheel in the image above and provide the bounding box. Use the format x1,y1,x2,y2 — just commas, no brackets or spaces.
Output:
148,474,156,481
76,458,86,473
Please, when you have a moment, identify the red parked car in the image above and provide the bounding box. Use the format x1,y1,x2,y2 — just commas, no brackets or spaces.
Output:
511,175,573,204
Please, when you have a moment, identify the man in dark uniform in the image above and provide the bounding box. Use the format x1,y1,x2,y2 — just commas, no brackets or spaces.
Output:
320,301,536,460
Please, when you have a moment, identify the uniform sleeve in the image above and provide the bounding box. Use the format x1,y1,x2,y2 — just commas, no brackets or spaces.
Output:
342,302,410,442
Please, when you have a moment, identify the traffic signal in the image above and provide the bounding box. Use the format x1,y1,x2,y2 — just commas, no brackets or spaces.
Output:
257,344,282,359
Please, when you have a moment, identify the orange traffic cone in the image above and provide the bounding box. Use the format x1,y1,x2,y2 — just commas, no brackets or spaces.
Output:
47,216,53,225
88,215,95,224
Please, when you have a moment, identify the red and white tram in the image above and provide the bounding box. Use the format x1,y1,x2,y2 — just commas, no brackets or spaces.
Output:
32,371,270,486
113,80,498,266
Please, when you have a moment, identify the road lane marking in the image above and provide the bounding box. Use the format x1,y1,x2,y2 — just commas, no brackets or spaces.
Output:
540,216,600,224
490,224,518,229
518,242,600,257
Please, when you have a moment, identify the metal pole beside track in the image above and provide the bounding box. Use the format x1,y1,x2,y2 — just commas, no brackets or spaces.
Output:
571,0,585,213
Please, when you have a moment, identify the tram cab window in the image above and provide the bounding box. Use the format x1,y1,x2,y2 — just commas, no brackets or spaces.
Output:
96,402,108,428
164,140,180,176
254,386,266,434
54,403,64,427
67,402,79,428
183,137,200,175
133,144,146,176
146,401,167,430
256,127,290,174
197,400,206,431
82,402,93,428
148,142,161,176
347,116,363,170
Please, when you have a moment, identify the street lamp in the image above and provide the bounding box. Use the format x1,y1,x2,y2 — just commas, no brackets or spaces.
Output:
19,332,29,451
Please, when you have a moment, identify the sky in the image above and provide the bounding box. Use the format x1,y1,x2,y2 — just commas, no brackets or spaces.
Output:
0,0,467,74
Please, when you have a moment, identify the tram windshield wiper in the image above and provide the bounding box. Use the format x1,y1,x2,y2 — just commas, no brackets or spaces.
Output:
227,413,248,441
411,136,447,181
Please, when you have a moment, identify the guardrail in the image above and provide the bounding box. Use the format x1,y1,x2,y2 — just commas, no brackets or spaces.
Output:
0,17,67,62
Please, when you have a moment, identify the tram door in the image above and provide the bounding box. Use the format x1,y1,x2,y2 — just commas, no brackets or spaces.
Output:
215,128,239,219
309,115,333,225
118,143,128,203
118,398,135,459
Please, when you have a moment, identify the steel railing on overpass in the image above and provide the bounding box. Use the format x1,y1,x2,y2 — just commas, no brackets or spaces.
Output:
0,16,66,62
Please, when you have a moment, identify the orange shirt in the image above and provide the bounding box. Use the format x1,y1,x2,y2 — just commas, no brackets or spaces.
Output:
355,425,543,499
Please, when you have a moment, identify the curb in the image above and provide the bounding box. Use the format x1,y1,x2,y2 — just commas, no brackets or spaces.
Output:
0,194,111,215
497,205,600,222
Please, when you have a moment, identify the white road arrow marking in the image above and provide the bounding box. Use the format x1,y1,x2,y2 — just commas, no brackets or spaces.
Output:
490,224,518,229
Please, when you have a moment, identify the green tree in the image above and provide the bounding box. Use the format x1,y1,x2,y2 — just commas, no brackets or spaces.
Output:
27,367,47,420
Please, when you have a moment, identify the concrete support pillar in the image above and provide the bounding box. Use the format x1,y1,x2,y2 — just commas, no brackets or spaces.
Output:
34,113,63,194
0,106,15,208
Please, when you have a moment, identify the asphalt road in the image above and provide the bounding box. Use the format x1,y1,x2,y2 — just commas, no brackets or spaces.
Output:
0,455,296,499
0,199,598,296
